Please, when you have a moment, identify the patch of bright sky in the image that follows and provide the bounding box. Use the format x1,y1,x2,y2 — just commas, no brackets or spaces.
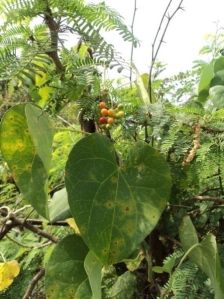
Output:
86,0,224,76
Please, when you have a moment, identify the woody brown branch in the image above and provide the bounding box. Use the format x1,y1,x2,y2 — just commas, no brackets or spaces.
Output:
0,210,58,243
193,195,224,205
44,2,64,73
22,268,45,299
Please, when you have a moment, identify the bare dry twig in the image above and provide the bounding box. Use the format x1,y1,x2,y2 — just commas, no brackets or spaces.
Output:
22,268,45,299
201,126,224,134
193,195,224,205
0,209,58,243
148,0,184,102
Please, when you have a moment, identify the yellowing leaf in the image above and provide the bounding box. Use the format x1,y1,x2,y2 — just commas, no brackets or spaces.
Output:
66,218,80,235
38,86,54,107
35,72,48,87
74,43,89,58
0,260,20,291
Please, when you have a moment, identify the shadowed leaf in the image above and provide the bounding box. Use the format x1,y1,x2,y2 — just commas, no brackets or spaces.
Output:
45,235,91,299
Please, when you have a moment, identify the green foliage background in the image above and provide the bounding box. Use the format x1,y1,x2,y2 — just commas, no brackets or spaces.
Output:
1,1,224,299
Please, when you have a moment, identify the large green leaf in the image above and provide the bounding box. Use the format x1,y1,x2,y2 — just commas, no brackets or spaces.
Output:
179,216,224,299
0,103,53,218
65,133,171,265
45,235,91,299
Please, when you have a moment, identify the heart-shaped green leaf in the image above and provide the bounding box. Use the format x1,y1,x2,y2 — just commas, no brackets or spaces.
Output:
0,103,53,218
45,235,90,299
65,133,171,265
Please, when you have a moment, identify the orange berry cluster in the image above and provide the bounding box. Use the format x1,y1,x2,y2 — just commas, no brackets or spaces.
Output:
98,101,125,129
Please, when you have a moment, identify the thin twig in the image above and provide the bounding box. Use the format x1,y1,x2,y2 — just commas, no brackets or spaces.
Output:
168,203,190,209
14,205,32,215
6,235,36,248
0,210,59,243
218,144,224,195
193,195,224,205
218,166,224,195
56,115,74,127
54,126,90,135
0,217,15,241
130,0,137,85
22,268,45,299
148,0,184,102
6,235,52,249
148,0,173,102
10,216,59,243
153,1,184,67
26,219,68,226
151,0,173,51
199,187,220,195
201,126,224,134
56,115,91,135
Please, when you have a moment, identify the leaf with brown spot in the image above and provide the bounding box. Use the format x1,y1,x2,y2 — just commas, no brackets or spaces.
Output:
45,235,91,299
65,133,171,265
